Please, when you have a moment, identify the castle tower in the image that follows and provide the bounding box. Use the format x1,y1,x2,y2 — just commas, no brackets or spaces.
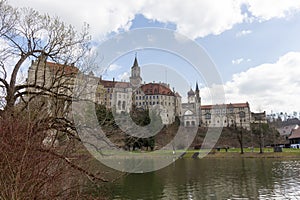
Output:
129,54,142,88
187,88,195,103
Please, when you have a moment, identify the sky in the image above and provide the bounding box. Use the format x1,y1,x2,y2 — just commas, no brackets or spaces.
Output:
6,0,300,115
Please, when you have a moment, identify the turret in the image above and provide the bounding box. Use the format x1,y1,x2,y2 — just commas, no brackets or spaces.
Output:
187,88,195,103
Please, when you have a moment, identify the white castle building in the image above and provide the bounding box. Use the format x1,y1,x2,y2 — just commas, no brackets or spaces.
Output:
128,56,182,124
27,55,255,129
181,83,201,127
181,84,252,130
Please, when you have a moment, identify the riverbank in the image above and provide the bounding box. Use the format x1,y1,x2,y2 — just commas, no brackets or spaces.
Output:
183,148,300,159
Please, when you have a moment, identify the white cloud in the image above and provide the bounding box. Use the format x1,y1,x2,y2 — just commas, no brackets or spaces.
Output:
232,57,251,65
236,30,252,37
141,0,245,39
244,0,300,21
7,0,300,40
108,63,121,71
232,58,244,65
203,52,300,113
8,0,141,40
118,72,130,81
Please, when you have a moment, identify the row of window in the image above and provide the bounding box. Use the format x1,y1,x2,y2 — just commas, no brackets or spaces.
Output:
106,88,127,92
204,111,246,119
135,95,173,100
117,100,126,110
135,101,173,106
185,121,196,126
203,107,247,113
204,119,247,124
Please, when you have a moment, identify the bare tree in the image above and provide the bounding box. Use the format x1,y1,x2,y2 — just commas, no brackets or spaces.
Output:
0,0,90,114
0,1,121,199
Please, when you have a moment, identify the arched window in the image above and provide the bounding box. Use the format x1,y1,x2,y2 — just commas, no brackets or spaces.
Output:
205,113,211,119
118,101,121,109
239,111,245,118
122,101,126,110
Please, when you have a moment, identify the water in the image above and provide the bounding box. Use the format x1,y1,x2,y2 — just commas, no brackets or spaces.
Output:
111,158,300,200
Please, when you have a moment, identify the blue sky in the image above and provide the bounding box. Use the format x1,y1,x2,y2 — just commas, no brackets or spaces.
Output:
6,0,300,115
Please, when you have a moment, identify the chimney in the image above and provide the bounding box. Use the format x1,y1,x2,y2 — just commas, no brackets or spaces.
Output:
113,77,115,82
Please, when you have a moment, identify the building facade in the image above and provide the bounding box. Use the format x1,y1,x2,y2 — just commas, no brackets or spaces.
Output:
201,102,251,130
27,56,182,125
181,84,201,127
130,57,182,124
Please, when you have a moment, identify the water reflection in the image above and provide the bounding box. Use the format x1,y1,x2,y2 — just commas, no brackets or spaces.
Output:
112,158,300,200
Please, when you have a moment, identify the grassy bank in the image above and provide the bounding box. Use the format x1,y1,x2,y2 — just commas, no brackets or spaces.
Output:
182,148,300,159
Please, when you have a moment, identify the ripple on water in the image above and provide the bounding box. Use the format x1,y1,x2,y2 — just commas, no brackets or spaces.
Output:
111,159,300,200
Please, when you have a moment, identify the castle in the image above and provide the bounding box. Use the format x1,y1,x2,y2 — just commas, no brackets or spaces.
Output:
27,55,253,129
97,56,182,124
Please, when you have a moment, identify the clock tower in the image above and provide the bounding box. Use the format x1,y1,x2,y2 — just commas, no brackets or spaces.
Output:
130,55,142,88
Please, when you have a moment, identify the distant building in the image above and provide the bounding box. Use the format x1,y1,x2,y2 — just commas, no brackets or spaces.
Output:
27,56,79,117
97,78,132,114
201,102,251,130
181,83,201,127
277,124,299,136
251,111,267,124
289,128,300,148
27,55,182,125
276,118,300,136
130,57,182,124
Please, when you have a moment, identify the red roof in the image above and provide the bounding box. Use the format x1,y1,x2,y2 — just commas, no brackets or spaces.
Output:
201,102,249,109
289,128,300,139
100,80,130,88
46,61,79,77
141,83,174,96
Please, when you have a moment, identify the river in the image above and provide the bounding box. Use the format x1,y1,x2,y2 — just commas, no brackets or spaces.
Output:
110,158,300,199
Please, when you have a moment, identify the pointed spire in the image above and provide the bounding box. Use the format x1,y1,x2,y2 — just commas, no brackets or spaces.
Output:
132,52,138,68
195,82,199,92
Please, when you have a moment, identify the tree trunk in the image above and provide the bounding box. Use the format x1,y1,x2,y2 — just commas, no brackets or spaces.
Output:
259,133,264,154
240,130,244,154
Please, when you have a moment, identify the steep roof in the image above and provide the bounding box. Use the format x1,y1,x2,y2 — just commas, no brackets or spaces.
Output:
46,61,79,77
289,128,300,139
141,83,174,96
195,82,199,92
132,56,139,68
100,80,130,88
